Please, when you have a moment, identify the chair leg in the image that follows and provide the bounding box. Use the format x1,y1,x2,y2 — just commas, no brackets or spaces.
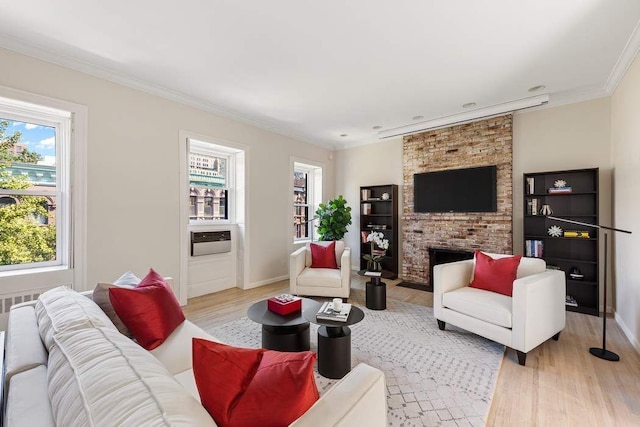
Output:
437,320,446,330
516,350,527,366
552,332,561,341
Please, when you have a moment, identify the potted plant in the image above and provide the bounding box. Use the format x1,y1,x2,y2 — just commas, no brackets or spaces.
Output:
315,195,352,241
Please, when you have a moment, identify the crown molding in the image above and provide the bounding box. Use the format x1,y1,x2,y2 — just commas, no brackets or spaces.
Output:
0,34,335,150
605,19,640,94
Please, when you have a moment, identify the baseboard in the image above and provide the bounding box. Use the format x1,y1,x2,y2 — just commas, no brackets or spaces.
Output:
614,310,640,354
245,274,289,290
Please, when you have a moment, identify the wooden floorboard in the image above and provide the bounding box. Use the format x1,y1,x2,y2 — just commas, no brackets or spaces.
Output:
183,274,640,426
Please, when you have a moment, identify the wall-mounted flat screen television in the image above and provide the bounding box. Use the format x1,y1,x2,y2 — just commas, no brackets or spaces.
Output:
413,165,497,213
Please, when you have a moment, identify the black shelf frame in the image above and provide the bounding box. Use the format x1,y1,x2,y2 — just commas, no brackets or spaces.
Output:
523,168,599,316
360,184,398,279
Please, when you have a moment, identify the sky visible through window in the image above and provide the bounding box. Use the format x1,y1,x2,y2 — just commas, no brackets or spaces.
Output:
5,119,56,165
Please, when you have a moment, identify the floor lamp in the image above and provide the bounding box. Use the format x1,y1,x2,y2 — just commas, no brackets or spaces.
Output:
548,216,632,362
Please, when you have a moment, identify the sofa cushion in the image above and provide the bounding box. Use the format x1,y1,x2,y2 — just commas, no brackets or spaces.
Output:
310,241,338,269
297,267,343,288
48,326,216,427
470,251,522,296
150,320,220,376
6,366,55,427
35,286,117,351
305,240,345,267
193,339,319,427
93,271,141,337
442,286,512,328
5,305,48,388
109,269,185,350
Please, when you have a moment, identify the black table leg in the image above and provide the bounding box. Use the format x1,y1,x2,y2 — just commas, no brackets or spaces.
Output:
261,323,310,352
366,281,386,310
317,325,351,379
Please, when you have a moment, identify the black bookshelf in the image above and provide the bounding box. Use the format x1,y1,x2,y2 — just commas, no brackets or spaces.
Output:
359,184,398,278
523,168,599,316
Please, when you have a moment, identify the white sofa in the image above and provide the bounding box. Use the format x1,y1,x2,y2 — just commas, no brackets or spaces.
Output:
433,254,566,365
290,241,351,299
3,286,387,426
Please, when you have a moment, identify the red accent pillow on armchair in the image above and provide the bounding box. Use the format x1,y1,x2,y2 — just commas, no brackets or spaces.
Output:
310,241,338,269
469,251,522,297
193,339,319,427
109,269,185,350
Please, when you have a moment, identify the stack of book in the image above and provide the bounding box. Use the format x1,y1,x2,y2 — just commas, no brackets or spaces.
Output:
526,198,540,215
316,301,352,322
526,177,535,195
548,186,572,194
525,239,543,257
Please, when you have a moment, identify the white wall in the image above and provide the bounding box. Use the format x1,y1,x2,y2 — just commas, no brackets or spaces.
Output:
611,53,640,352
513,99,613,311
0,47,334,299
335,138,403,269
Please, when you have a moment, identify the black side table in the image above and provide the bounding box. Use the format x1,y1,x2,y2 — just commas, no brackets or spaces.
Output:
358,270,394,310
247,298,321,352
303,305,365,379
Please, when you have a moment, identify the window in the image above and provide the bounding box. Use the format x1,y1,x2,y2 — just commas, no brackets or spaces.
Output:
188,139,240,223
0,102,71,272
293,162,322,241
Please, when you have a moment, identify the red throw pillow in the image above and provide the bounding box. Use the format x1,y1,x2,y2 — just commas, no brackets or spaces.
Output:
469,251,522,297
109,269,185,350
193,339,319,427
310,241,338,269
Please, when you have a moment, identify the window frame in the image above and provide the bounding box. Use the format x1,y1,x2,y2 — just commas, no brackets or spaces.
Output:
0,98,71,273
293,161,322,243
188,138,237,225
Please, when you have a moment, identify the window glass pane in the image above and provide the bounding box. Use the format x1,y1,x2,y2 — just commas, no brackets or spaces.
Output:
293,169,309,239
293,171,307,204
0,118,57,267
188,147,229,221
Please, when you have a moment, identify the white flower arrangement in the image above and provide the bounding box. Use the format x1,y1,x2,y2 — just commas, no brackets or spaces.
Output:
364,231,389,271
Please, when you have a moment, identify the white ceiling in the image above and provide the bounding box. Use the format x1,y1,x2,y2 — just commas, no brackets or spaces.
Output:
1,0,639,149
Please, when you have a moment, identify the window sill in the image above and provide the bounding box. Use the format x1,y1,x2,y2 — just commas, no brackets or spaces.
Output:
0,264,69,279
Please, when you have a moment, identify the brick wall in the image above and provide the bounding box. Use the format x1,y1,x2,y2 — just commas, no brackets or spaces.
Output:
402,114,513,285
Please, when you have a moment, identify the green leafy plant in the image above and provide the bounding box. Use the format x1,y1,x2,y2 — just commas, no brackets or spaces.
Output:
315,195,352,241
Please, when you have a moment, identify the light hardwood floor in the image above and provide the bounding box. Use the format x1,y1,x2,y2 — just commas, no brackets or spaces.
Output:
184,275,640,426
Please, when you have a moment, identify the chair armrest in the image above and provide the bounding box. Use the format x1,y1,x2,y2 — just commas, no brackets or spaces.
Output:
511,269,566,352
340,247,352,292
433,259,474,318
290,363,387,427
289,246,307,293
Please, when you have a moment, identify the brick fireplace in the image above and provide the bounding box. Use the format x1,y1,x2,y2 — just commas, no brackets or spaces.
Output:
401,114,513,288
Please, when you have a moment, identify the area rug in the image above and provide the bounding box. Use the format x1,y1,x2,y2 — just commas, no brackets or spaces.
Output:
207,299,504,426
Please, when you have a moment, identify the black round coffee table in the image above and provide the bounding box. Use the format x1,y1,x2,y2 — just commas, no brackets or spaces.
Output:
358,270,395,310
247,298,321,352
303,304,365,379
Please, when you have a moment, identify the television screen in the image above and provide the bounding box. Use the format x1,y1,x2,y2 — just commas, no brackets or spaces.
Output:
414,166,497,213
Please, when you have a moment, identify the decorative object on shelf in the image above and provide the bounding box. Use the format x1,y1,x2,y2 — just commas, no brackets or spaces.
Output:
547,225,563,237
568,266,584,280
548,215,632,362
315,195,352,241
381,192,390,200
363,231,388,271
540,204,553,215
564,230,590,238
565,295,578,307
554,179,567,188
361,189,370,200
362,203,371,215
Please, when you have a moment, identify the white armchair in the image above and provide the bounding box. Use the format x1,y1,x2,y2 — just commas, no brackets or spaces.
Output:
290,241,351,299
433,253,566,366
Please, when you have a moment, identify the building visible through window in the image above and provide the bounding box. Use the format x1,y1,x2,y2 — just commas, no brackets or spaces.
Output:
188,140,232,221
293,162,322,241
